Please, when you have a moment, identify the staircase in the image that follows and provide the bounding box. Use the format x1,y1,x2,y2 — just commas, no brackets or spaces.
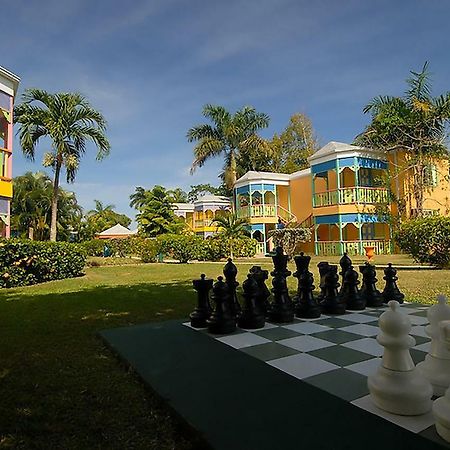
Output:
299,214,314,229
277,205,297,226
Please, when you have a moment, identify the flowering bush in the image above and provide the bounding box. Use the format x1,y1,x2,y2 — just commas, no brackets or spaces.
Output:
268,226,312,258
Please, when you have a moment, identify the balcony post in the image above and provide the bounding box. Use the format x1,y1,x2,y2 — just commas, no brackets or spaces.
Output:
311,174,316,207
249,184,253,217
314,223,318,255
338,216,343,255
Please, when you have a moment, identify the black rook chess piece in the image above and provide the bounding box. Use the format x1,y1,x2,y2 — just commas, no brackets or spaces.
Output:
249,266,271,316
268,247,294,323
340,266,365,311
238,273,266,329
294,270,321,319
382,263,405,304
320,265,346,315
223,258,241,318
190,274,213,328
359,263,384,307
316,261,330,303
207,276,236,334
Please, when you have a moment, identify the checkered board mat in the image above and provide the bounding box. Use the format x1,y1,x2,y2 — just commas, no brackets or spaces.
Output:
183,303,443,439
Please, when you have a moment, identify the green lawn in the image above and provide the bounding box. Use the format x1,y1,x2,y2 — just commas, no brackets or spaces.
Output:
0,259,448,449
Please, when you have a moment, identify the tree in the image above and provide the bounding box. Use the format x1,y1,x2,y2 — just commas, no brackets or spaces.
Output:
268,225,312,258
355,62,450,217
212,212,249,258
84,199,131,238
187,183,228,203
187,104,270,189
14,89,110,241
167,188,188,203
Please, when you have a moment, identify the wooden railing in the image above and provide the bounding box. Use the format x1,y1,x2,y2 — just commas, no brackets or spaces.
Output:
255,242,265,254
313,187,389,207
316,240,392,256
237,204,276,218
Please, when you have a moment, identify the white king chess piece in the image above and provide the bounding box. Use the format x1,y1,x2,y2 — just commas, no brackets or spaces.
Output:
368,300,433,415
433,320,450,442
417,295,450,396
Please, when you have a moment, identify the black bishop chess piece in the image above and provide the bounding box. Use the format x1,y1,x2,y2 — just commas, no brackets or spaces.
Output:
268,246,294,323
293,252,311,309
339,253,352,286
207,276,236,334
238,273,266,329
190,274,213,328
294,270,321,319
223,258,241,318
320,265,346,315
316,261,330,303
359,263,384,307
340,265,365,311
382,263,405,304
249,266,271,316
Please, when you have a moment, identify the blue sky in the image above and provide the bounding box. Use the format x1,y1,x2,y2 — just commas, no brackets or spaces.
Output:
2,0,450,220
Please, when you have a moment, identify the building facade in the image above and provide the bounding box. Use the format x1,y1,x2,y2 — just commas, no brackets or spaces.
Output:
0,66,20,238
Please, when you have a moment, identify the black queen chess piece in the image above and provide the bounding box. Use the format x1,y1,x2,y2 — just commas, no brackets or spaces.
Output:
223,258,241,318
238,273,266,329
320,265,346,315
340,265,365,311
207,276,236,334
249,266,271,316
382,263,405,304
294,270,321,319
268,247,294,323
190,274,213,328
359,262,384,307
316,261,330,303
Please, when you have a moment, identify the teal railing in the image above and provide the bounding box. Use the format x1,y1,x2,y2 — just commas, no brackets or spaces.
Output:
313,187,389,207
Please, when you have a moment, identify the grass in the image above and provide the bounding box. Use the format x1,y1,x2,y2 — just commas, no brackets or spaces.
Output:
0,258,448,449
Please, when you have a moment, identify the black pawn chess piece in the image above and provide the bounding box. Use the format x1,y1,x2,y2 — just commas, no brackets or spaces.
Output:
190,274,213,328
238,274,266,329
207,276,236,334
359,263,384,307
382,263,405,304
294,270,321,319
223,258,241,318
339,252,352,285
316,261,330,303
320,265,346,315
340,266,365,311
250,266,271,316
268,247,294,323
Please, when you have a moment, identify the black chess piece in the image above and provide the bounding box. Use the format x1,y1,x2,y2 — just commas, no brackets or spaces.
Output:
340,266,365,311
238,273,266,329
382,263,405,304
339,252,352,286
190,274,213,328
207,276,236,334
293,252,311,277
320,265,346,315
249,266,271,316
294,270,321,318
359,263,384,307
316,261,330,303
223,258,241,318
268,247,294,323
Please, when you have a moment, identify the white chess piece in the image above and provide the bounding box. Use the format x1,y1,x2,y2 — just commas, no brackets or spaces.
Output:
432,320,450,442
417,295,450,396
368,300,433,415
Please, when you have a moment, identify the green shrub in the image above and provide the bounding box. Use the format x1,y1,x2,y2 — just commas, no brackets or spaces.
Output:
0,239,86,288
196,235,258,261
158,234,202,263
395,216,450,268
138,239,159,263
82,239,105,257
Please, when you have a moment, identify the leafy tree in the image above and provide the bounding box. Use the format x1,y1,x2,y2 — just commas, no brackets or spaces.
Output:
268,225,312,258
212,212,249,258
167,188,188,203
187,183,228,202
14,89,110,241
355,62,450,217
187,104,270,189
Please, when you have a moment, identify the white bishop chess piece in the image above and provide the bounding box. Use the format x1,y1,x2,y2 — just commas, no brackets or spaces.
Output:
417,295,450,396
368,300,433,415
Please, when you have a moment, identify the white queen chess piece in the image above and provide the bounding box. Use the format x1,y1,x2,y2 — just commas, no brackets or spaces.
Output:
368,300,433,415
417,295,450,396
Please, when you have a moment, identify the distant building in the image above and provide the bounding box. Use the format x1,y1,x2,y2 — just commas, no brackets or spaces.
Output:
0,66,20,238
96,223,138,239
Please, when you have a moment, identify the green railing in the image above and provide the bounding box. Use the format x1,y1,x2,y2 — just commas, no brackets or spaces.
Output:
255,242,265,254
316,240,392,256
313,187,389,207
237,204,276,218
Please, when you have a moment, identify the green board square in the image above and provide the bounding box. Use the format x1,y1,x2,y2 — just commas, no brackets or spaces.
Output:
308,345,374,366
413,335,431,345
253,327,302,341
365,310,384,317
366,321,380,327
315,317,355,328
304,368,370,401
410,349,427,365
240,342,300,361
410,310,428,318
311,329,364,344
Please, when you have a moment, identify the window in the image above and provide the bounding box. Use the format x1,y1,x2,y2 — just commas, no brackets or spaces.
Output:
0,91,10,111
0,116,7,149
423,164,438,187
361,223,375,240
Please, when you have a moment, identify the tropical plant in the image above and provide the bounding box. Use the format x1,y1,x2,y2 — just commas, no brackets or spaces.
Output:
268,225,312,258
187,183,228,203
14,89,110,241
212,212,249,258
167,188,188,203
187,105,270,189
355,62,450,217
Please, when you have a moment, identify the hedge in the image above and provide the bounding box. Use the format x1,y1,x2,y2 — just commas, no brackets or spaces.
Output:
0,239,86,288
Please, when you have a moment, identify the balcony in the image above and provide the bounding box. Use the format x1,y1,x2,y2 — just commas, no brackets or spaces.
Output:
316,240,392,256
238,205,276,218
313,187,389,207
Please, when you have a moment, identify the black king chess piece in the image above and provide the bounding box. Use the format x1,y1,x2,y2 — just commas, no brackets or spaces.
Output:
238,273,266,329
382,263,405,304
294,270,321,318
340,265,365,311
320,265,346,315
223,258,241,318
207,276,236,334
316,261,330,303
268,246,294,323
359,262,384,307
190,274,213,328
249,266,271,316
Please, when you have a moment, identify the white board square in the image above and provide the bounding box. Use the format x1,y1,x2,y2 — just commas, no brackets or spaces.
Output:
267,353,338,379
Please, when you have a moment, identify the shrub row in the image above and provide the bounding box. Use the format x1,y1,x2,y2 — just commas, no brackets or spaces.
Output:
0,239,86,288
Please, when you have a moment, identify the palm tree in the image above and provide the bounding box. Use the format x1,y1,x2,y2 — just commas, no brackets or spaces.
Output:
14,89,110,241
212,212,249,258
87,199,115,217
187,105,270,190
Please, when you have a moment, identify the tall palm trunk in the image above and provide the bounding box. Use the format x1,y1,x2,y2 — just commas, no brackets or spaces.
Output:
50,160,61,242
412,163,425,217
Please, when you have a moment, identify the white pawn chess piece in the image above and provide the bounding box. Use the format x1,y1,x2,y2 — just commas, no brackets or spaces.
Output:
432,320,450,442
417,295,450,396
368,300,433,415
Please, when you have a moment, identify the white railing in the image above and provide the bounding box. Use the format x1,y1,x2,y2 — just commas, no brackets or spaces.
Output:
313,187,389,207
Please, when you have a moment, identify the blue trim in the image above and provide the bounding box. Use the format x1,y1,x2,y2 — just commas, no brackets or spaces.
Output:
311,160,336,174
338,157,355,168
236,186,249,194
315,213,387,225
250,183,263,192
249,223,264,232
312,157,387,174
262,183,275,191
357,157,387,169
